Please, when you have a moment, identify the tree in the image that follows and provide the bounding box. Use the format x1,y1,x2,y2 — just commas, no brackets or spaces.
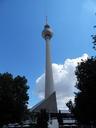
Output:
37,109,49,128
0,72,29,125
92,25,96,50
57,110,63,128
67,57,96,125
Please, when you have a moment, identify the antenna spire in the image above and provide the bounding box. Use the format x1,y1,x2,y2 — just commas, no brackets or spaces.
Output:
46,16,48,25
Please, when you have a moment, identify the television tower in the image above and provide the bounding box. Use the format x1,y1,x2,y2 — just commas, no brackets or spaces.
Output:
31,19,57,113
42,19,54,99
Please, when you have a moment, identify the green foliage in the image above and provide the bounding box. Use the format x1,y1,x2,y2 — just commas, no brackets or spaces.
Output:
57,110,63,126
92,26,96,50
0,72,29,125
67,57,96,124
92,34,96,50
36,109,49,128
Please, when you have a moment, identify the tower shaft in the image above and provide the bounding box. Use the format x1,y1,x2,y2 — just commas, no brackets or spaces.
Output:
45,38,54,99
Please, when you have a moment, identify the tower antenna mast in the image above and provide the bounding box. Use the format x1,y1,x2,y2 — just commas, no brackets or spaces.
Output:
46,16,48,25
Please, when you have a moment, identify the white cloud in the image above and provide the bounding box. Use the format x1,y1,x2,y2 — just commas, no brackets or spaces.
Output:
35,53,89,110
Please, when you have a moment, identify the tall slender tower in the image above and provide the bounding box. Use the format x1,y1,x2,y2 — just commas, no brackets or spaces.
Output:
42,23,54,99
31,21,57,113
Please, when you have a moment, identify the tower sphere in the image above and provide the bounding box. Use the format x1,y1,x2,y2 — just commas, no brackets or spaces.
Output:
42,24,53,39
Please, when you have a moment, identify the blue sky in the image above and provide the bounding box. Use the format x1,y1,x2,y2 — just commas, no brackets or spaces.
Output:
0,0,96,108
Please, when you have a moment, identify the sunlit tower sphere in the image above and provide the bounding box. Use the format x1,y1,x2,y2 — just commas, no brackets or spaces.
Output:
42,24,53,40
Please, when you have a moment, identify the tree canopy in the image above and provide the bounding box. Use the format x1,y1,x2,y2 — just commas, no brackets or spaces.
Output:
92,26,96,50
0,72,29,125
67,57,96,125
37,109,49,128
